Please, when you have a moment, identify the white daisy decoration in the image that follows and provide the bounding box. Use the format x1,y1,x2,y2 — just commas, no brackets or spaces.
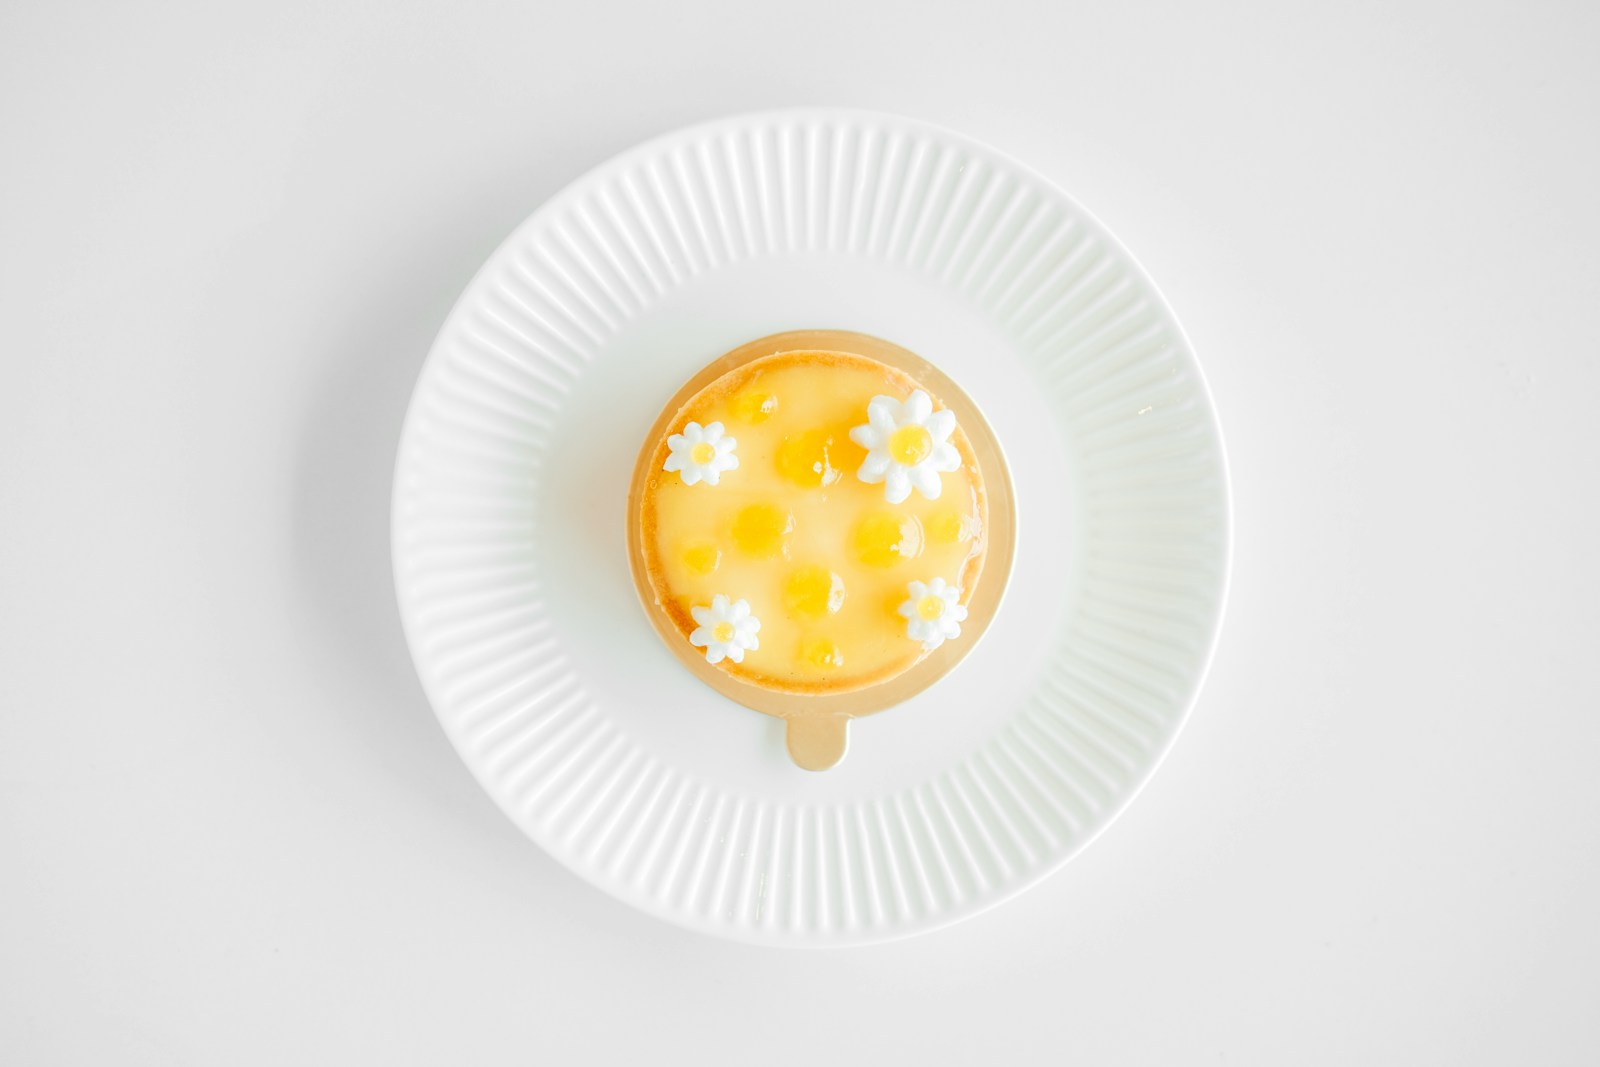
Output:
664,421,739,486
898,577,968,652
689,594,761,665
848,390,961,504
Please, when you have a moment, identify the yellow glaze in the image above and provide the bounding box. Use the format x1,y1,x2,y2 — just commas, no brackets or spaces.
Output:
639,350,987,694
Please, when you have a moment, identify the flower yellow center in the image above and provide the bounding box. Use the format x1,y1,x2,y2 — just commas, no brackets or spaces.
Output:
888,424,932,466
690,441,717,465
712,621,736,644
916,594,946,621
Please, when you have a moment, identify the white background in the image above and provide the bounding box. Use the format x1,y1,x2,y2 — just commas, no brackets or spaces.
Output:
3,0,1597,1062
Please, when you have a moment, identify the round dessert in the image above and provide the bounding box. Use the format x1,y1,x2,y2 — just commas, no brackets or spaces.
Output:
636,347,989,696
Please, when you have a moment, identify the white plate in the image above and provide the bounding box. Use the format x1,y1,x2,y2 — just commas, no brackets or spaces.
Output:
392,109,1229,945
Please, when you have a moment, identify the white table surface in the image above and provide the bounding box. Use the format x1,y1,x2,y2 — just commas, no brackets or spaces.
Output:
4,1,1597,1062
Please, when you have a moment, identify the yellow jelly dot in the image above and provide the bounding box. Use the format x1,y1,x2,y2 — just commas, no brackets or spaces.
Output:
888,424,933,466
916,594,947,621
690,441,717,465
712,621,737,643
853,510,923,568
733,390,778,423
802,639,844,670
732,503,791,558
783,565,845,618
682,544,721,575
927,509,968,545
776,428,844,488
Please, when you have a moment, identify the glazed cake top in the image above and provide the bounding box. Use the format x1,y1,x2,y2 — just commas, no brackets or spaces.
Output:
639,349,988,694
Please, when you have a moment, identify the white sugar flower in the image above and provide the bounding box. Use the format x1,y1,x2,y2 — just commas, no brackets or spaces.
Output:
848,390,961,504
689,594,761,665
898,577,968,652
664,421,738,486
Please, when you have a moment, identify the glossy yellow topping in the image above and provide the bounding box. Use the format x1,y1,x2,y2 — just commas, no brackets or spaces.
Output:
926,508,969,545
783,564,846,618
802,638,844,670
639,350,986,693
682,543,721,575
776,425,858,489
853,509,924,568
732,389,778,424
731,503,792,559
